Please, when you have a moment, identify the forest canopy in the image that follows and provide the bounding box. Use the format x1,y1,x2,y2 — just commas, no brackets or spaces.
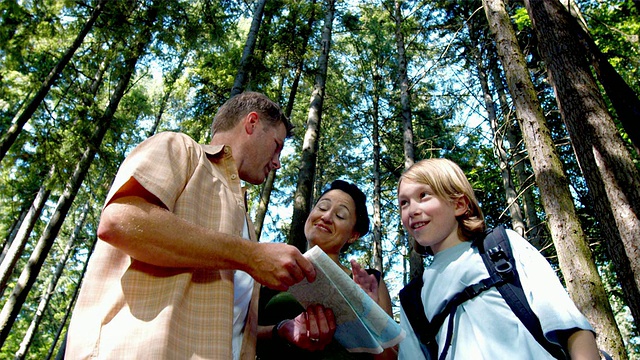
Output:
0,0,639,358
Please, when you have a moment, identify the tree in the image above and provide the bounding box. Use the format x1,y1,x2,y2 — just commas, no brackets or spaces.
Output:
288,0,336,252
390,0,424,283
0,0,108,163
525,0,640,351
230,0,267,97
0,1,159,348
483,0,626,356
254,0,317,240
466,4,527,236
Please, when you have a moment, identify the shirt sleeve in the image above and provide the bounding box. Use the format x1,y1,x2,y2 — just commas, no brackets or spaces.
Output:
508,230,594,338
104,132,199,212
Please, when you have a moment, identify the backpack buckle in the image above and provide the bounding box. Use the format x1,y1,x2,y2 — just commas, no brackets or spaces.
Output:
487,246,513,278
463,281,488,299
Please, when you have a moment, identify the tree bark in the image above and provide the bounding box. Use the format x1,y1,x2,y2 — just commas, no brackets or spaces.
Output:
14,204,88,359
288,0,335,252
254,0,317,241
372,74,383,273
483,0,626,357
0,167,53,295
562,1,640,152
0,3,158,346
524,0,639,356
393,0,422,282
468,18,526,236
230,0,266,97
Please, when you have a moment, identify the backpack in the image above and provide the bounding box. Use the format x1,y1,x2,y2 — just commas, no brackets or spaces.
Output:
398,225,568,360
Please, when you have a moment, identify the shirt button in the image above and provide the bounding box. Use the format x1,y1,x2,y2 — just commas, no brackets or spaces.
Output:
230,174,237,180
224,148,230,154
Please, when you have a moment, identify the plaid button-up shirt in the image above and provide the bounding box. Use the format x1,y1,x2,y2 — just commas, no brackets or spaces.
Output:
66,132,259,359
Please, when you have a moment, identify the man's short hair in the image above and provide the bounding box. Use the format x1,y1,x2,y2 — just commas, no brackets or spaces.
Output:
211,92,294,137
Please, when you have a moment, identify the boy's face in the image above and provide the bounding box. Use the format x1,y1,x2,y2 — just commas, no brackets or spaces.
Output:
398,179,465,254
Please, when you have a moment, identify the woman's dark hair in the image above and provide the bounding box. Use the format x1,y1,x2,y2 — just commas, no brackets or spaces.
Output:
319,180,370,238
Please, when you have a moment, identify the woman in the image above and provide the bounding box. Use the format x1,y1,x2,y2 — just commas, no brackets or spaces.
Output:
257,180,395,360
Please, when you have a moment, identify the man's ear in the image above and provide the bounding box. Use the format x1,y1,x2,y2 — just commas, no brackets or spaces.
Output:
243,112,259,135
453,196,469,216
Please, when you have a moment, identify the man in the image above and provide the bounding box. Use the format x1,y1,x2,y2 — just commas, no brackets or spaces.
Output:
65,92,323,359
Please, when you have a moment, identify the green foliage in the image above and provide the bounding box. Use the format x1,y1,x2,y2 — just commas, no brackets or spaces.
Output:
1,0,638,357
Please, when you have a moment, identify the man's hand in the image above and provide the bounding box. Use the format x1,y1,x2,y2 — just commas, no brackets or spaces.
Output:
278,305,336,351
247,243,316,291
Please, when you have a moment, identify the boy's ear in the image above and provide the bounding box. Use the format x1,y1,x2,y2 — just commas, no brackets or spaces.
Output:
453,196,469,216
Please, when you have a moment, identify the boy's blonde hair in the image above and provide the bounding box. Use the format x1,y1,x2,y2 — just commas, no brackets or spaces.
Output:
398,158,486,254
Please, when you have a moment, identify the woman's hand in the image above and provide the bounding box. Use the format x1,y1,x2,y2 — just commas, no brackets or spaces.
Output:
279,304,336,351
351,259,379,303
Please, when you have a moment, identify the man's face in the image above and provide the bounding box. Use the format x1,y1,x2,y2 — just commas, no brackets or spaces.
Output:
240,118,286,185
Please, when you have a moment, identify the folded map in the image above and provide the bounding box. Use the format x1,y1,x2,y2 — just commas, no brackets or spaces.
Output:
289,246,406,354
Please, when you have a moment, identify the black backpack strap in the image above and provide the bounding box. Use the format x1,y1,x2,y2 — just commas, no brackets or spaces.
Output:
477,225,568,360
399,276,438,359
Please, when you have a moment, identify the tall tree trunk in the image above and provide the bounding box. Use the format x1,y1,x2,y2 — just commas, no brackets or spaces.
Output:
148,52,188,138
490,63,544,247
0,0,108,163
0,167,53,295
0,4,157,346
1,199,30,264
483,0,626,358
255,0,317,241
562,1,640,152
468,19,526,236
525,0,639,355
47,235,98,360
230,0,266,97
393,0,422,282
14,204,89,359
288,0,335,253
372,75,383,273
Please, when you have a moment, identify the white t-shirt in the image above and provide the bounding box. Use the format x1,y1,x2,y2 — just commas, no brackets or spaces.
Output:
232,218,254,360
398,229,593,359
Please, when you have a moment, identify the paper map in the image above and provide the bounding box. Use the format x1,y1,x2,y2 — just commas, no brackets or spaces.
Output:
289,246,406,354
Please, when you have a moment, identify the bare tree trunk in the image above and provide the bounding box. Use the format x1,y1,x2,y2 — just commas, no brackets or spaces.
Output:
14,204,89,359
255,1,317,241
0,0,108,163
1,198,31,264
371,78,383,273
393,0,422,282
230,0,267,97
0,4,157,345
148,52,188,138
490,64,545,247
484,0,626,357
288,0,336,253
0,167,53,295
561,0,640,152
524,1,638,356
46,234,97,360
468,19,526,236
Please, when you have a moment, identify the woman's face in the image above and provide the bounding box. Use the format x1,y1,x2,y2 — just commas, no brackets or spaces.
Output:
304,189,359,254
